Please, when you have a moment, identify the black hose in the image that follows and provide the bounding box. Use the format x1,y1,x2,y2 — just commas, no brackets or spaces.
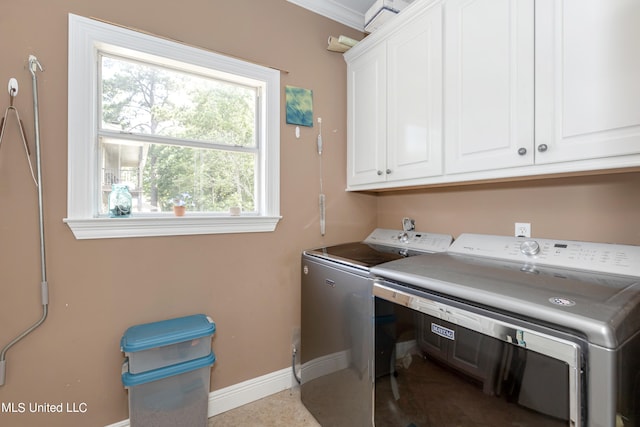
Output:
292,347,301,385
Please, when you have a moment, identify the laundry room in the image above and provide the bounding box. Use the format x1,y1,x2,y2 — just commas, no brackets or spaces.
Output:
0,1,639,426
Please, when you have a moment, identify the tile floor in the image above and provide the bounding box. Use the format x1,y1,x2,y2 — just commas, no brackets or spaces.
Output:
207,387,320,427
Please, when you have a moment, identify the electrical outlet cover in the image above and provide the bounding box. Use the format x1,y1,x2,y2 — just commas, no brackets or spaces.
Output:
515,222,531,237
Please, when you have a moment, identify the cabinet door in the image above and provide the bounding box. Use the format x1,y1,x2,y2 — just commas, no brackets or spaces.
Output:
347,44,387,186
444,0,534,174
387,3,443,181
535,0,640,164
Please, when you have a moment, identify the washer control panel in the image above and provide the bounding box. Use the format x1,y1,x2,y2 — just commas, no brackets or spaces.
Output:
519,240,541,256
364,228,453,253
449,233,640,277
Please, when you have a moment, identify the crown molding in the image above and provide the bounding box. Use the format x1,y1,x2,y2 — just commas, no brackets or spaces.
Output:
287,0,365,31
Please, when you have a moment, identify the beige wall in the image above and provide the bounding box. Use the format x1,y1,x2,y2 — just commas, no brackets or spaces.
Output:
0,1,374,426
377,172,640,245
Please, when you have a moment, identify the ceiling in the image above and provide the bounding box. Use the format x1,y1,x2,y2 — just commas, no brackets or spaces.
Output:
286,0,377,31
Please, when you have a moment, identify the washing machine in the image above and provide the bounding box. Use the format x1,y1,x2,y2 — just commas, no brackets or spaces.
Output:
300,226,453,426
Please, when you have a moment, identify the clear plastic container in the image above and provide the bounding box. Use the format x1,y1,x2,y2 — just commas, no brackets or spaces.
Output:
121,314,215,373
122,352,215,427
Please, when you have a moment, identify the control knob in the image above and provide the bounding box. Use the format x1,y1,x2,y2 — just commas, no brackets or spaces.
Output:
520,240,540,256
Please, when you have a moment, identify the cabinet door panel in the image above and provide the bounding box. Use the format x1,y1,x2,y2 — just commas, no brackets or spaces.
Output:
387,4,443,181
347,44,387,186
445,0,534,173
535,0,640,164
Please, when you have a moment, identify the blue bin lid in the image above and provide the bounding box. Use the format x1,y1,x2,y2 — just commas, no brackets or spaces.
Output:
122,352,215,387
121,314,216,353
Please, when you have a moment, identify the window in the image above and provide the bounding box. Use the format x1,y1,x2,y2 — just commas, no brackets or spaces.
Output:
66,14,280,239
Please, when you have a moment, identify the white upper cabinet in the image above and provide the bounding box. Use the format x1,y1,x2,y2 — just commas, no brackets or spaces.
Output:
535,0,640,165
345,0,640,191
387,3,443,181
347,43,387,186
346,2,443,188
444,0,534,174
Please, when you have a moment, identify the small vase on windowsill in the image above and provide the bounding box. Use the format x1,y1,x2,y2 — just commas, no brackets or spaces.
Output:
173,205,186,217
108,184,132,218
172,192,191,217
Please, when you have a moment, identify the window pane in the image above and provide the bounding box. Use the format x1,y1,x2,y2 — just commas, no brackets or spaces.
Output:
100,138,256,215
101,54,257,148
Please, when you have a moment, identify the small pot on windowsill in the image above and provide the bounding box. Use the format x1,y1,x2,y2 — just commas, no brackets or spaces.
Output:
173,205,186,217
229,206,241,216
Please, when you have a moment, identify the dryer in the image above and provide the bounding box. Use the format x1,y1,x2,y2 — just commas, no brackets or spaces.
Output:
371,233,640,427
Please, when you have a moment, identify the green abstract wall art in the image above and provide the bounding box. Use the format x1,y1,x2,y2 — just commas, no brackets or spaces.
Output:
285,86,313,127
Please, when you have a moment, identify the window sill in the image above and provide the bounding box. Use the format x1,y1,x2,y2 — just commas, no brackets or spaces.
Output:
63,216,282,239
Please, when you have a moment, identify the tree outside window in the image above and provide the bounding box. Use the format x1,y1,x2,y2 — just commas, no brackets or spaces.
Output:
99,54,258,215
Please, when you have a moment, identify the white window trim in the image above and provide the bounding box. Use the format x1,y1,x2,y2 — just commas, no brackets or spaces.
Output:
65,14,281,239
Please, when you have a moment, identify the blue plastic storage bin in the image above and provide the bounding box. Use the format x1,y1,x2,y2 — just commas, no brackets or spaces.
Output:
122,352,215,427
121,314,216,373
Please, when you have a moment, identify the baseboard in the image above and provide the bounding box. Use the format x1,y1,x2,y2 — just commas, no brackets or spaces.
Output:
105,367,292,427
207,367,291,416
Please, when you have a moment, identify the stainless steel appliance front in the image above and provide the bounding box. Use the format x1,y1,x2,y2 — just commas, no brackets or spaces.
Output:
300,228,453,427
301,255,374,427
371,234,640,427
374,281,585,426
